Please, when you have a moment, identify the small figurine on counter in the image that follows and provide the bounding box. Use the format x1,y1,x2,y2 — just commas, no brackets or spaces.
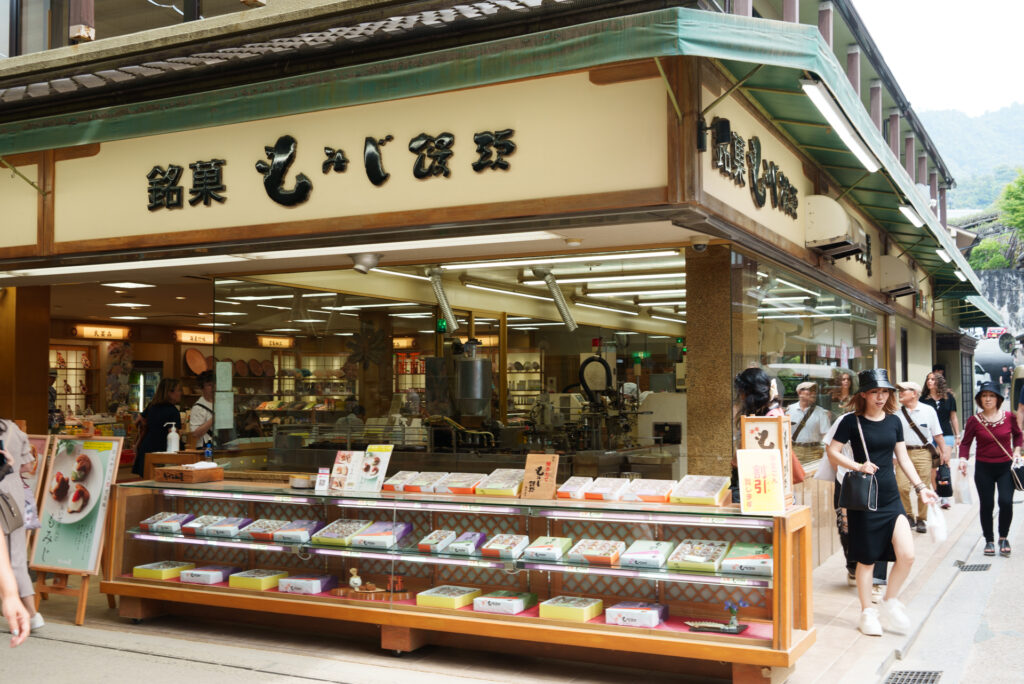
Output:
64,379,73,394
348,567,362,590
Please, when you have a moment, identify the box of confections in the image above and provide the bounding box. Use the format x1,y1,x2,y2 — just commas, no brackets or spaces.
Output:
620,540,675,568
150,513,196,534
720,542,773,576
621,479,678,503
228,569,289,590
350,521,412,549
416,585,482,609
180,565,240,585
475,469,524,497
139,512,176,531
182,515,226,536
606,601,668,628
417,529,457,553
381,471,419,492
522,536,573,561
401,471,448,493
133,561,195,580
446,531,486,555
583,477,630,501
666,539,731,572
556,477,594,499
240,519,290,541
277,574,337,595
272,520,325,543
669,475,731,505
481,534,530,559
204,517,253,538
539,596,603,622
434,472,486,495
311,519,373,547
567,539,626,565
473,590,538,615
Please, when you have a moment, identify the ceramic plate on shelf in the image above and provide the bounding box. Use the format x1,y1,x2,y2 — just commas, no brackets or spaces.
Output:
262,359,275,377
234,360,249,377
249,359,263,376
513,361,524,371
184,348,207,376
205,355,216,372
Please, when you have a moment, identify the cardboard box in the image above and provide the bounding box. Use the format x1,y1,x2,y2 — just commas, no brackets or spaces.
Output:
182,515,226,536
133,561,195,580
417,529,458,553
583,478,629,501
556,477,593,500
567,539,625,565
606,602,668,628
720,542,773,576
481,534,530,559
620,540,674,568
382,470,419,492
434,472,486,495
272,520,325,544
228,569,289,591
669,475,731,505
666,539,731,572
278,574,337,595
180,565,240,585
150,513,196,534
153,466,224,483
622,479,678,503
350,521,412,549
311,519,373,547
473,590,538,615
416,585,482,609
239,519,289,541
523,536,573,561
539,596,603,622
475,468,524,497
139,512,175,531
401,472,448,493
446,531,486,555
204,517,253,538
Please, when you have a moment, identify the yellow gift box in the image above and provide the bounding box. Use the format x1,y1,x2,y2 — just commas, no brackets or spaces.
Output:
228,569,289,590
416,585,482,609
133,561,195,580
539,596,603,622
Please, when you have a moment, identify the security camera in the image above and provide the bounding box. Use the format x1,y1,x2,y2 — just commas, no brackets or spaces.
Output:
349,253,382,274
690,235,709,252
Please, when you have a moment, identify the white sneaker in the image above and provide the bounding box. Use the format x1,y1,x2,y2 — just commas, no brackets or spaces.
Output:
871,585,884,604
878,598,910,634
29,613,44,630
858,607,883,636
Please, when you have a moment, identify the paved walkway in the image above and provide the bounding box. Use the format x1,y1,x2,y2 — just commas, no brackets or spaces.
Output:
2,494,1015,684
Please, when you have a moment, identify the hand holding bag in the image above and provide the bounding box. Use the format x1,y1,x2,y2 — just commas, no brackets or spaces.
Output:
838,416,878,512
935,463,954,497
927,502,948,543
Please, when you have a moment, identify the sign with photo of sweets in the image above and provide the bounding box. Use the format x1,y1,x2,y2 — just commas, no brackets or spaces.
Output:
736,449,786,516
521,453,559,499
30,437,122,574
739,414,794,505
329,445,393,493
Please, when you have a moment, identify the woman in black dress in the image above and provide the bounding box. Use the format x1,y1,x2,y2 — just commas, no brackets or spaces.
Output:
826,369,938,637
133,378,183,478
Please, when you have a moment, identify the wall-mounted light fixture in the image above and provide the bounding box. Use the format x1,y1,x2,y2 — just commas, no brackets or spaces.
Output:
800,79,880,173
935,249,951,263
349,253,382,274
953,270,967,282
898,205,924,227
697,116,731,153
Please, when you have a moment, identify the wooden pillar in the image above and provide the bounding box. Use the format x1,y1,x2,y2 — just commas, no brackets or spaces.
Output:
69,0,95,41
939,187,948,227
888,109,900,156
869,80,883,132
818,2,834,49
783,0,799,23
0,286,51,434
733,0,753,17
904,134,915,180
684,245,733,477
917,155,927,187
929,171,939,214
846,45,861,96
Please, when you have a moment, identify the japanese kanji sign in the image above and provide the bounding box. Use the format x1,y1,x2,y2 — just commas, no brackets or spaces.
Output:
521,453,559,500
736,448,786,515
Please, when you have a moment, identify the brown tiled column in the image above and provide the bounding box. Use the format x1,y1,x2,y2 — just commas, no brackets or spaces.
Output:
685,244,735,476
869,80,883,131
818,2,833,48
846,45,861,96
0,286,50,433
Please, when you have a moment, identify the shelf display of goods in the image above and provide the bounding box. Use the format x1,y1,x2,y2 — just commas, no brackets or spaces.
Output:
539,596,603,623
666,539,732,572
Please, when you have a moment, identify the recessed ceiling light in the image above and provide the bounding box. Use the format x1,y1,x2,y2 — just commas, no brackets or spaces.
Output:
101,282,154,289
198,322,231,327
335,332,355,336
106,302,150,309
292,319,326,323
175,296,187,300
209,311,246,317
267,328,300,332
110,316,147,320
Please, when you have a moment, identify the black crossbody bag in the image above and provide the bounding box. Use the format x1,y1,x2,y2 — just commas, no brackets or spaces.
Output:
838,416,878,512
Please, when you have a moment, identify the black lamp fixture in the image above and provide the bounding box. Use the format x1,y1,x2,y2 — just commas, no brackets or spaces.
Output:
697,116,731,152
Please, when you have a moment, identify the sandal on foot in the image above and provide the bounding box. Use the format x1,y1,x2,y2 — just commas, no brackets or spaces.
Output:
999,539,1011,557
984,542,996,556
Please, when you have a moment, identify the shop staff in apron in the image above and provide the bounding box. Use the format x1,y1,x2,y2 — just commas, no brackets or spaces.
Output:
190,371,215,449
786,381,832,466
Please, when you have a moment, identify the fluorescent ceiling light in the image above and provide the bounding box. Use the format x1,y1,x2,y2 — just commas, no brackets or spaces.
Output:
651,315,686,324
106,302,150,309
590,288,687,297
773,278,818,296
442,250,678,270
199,322,232,327
800,79,881,173
508,317,531,320
216,279,243,284
512,326,539,330
524,272,684,286
616,331,639,335
761,296,807,303
650,335,671,339
214,299,242,306
575,302,639,316
257,304,290,311
229,292,334,301
935,249,951,263
101,282,154,289
210,311,246,317
899,205,925,227
292,319,326,323
335,332,355,336
464,283,552,302
638,300,687,307
758,306,806,313
954,270,967,282
509,322,564,328
268,328,300,332
235,231,559,261
417,330,434,334
323,302,417,310
375,268,430,281
390,313,433,318
6,254,249,277
110,316,147,320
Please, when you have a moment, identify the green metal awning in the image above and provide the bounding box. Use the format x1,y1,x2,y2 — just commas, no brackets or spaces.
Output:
0,5,1002,326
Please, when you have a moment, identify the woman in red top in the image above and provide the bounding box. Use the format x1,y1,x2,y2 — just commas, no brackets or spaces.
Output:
959,381,1022,557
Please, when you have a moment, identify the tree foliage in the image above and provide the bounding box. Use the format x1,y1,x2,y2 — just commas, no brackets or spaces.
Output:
999,169,1024,235
968,237,1012,270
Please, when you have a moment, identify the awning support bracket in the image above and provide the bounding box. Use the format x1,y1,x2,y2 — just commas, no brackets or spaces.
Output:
653,57,683,123
0,155,47,196
702,63,764,117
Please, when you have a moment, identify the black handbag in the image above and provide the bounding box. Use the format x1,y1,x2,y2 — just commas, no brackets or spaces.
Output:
838,416,878,512
935,463,954,497
1011,459,1024,493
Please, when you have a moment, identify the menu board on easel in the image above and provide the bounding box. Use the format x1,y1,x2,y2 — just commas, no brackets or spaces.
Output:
740,414,794,506
29,436,122,574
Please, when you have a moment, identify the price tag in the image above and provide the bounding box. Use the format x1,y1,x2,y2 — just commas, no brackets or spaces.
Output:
565,565,590,574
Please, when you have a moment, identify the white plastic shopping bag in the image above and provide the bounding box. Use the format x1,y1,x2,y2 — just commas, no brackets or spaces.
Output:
951,457,974,505
927,502,948,544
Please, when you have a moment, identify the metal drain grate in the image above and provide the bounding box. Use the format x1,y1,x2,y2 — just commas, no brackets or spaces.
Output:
884,671,943,684
954,561,992,572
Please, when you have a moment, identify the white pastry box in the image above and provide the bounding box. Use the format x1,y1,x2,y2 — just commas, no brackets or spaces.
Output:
606,602,668,628
278,574,337,595
180,565,240,585
583,478,630,501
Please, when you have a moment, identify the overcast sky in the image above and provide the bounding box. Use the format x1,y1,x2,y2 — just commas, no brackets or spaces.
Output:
853,0,1023,117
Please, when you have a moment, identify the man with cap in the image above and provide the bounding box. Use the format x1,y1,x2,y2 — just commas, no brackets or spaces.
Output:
896,380,948,533
786,381,832,467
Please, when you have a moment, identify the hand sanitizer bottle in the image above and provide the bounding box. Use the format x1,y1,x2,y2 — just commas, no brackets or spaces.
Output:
165,423,180,453
204,442,213,461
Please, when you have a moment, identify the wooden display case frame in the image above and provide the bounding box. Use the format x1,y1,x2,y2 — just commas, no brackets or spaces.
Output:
100,481,814,682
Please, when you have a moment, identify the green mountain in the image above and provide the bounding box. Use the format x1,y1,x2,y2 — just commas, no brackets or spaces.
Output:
919,104,1024,210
